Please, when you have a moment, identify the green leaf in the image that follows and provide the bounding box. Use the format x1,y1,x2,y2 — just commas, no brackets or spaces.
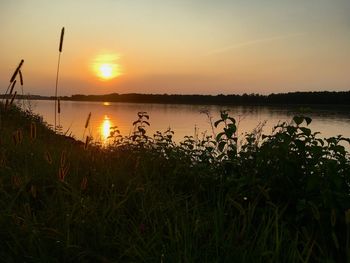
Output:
300,127,311,136
214,120,222,128
293,116,303,125
305,117,312,125
220,111,228,120
216,132,225,142
218,141,226,152
228,117,236,124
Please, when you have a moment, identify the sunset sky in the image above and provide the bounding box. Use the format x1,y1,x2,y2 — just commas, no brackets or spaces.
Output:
1,0,349,96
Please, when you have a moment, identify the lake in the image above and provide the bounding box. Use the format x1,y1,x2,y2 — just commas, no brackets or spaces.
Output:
26,100,350,146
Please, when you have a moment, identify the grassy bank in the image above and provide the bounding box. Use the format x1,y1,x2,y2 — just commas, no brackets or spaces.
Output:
0,103,349,262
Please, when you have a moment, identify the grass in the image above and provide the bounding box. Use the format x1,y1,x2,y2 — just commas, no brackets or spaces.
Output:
0,103,349,262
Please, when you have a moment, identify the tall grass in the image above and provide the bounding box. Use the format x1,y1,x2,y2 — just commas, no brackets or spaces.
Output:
54,27,65,132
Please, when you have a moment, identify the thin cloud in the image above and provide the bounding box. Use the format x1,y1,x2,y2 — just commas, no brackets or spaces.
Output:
206,33,305,55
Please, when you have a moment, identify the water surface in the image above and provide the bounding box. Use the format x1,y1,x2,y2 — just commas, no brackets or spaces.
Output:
28,100,350,145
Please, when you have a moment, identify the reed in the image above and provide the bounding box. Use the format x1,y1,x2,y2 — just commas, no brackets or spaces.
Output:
54,27,65,132
3,60,24,101
84,135,90,150
9,91,17,106
58,97,61,127
82,112,91,139
19,69,24,108
30,122,37,140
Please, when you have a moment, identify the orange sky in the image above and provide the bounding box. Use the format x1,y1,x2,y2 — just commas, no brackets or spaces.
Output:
1,0,349,96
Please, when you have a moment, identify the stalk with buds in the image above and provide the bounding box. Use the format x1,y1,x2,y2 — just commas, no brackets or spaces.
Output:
54,27,65,132
3,60,23,102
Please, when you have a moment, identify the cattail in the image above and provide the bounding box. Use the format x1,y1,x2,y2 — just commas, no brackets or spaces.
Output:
10,59,24,83
12,131,19,145
11,175,21,188
55,27,65,132
30,122,37,140
85,112,91,129
18,130,23,143
58,163,69,181
3,60,23,102
12,130,22,145
44,151,52,164
81,176,88,190
0,153,5,167
59,27,65,52
57,98,61,114
84,136,90,150
10,91,17,105
30,185,37,198
9,80,16,95
19,70,24,108
58,150,69,181
19,70,23,86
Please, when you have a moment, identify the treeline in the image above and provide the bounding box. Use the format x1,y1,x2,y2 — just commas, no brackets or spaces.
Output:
2,91,350,105
67,91,350,105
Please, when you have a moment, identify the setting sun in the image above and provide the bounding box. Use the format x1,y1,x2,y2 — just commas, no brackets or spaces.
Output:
92,53,122,81
99,64,114,79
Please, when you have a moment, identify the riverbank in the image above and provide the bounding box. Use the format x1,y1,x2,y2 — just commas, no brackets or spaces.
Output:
0,103,349,262
2,90,350,106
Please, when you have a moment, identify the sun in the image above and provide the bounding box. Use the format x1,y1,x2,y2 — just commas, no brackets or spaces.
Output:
92,53,122,81
99,64,114,79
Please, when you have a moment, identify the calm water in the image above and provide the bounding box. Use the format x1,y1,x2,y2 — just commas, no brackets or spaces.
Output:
27,100,350,145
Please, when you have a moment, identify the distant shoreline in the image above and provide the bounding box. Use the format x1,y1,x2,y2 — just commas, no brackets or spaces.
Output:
2,91,350,106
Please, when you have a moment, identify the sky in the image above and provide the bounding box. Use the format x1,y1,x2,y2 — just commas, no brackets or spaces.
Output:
0,0,349,96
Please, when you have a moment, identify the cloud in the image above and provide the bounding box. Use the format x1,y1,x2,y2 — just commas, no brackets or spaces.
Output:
206,33,305,55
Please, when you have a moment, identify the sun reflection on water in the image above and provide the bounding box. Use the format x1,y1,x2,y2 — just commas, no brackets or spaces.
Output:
100,115,112,144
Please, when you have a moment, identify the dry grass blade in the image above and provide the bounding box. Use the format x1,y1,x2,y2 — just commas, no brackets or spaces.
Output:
10,91,17,105
44,151,53,164
19,70,24,86
4,100,9,111
9,80,16,96
60,150,67,167
81,176,88,190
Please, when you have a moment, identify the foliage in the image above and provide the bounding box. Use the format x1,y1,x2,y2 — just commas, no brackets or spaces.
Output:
0,104,350,262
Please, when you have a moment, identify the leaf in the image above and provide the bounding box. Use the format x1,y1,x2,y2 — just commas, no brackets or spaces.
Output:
216,132,225,142
143,121,150,126
214,120,222,128
220,111,228,120
224,127,235,138
300,127,311,136
287,126,296,135
218,141,226,152
133,120,140,126
293,116,303,125
332,232,339,250
228,117,236,124
305,117,312,125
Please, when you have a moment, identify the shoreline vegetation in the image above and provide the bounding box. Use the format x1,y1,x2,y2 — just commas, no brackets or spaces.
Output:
1,90,350,106
1,102,350,262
